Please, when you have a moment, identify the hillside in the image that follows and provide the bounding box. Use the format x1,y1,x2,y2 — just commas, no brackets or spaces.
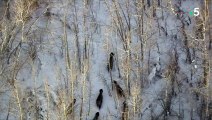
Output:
0,0,211,120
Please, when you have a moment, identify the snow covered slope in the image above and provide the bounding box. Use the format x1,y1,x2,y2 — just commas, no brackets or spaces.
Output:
0,0,211,120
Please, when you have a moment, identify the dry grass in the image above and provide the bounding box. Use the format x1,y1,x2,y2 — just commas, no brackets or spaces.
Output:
13,0,38,24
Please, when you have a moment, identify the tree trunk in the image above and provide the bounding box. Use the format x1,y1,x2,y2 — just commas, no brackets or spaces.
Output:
208,0,212,50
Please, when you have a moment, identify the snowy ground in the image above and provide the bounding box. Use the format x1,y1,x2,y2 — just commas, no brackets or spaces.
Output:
0,0,211,120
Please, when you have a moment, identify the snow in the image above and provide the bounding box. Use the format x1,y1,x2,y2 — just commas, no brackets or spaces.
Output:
0,0,210,120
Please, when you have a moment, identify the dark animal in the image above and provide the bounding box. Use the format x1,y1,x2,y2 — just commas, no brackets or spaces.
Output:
45,8,51,17
122,101,128,120
96,89,103,109
107,52,114,72
93,112,99,120
66,99,76,115
113,81,125,98
147,0,151,7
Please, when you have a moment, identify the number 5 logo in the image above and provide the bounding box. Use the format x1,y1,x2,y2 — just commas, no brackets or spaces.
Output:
194,8,200,16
